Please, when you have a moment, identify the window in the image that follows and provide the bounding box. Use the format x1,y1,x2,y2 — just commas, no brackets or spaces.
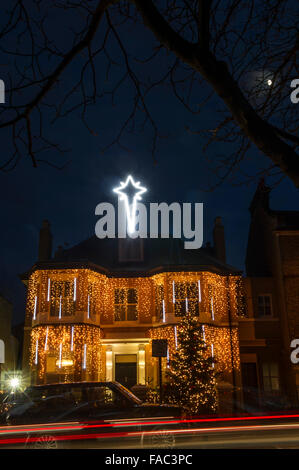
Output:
174,282,199,317
50,280,75,317
257,295,272,317
262,362,280,392
114,288,138,321
118,239,143,262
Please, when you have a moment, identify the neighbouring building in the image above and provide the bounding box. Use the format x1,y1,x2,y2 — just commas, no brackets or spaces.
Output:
240,180,299,408
0,294,19,391
21,219,244,413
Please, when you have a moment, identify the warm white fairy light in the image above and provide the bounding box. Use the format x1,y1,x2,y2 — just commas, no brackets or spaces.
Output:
83,344,87,369
47,278,51,301
58,343,62,368
33,296,37,320
172,281,176,303
198,280,201,302
113,175,147,234
73,278,77,301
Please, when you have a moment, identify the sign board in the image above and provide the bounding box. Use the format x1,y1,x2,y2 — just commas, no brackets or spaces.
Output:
0,339,4,364
152,339,168,357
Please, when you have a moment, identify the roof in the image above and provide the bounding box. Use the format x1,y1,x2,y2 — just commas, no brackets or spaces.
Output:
22,236,240,279
54,236,239,275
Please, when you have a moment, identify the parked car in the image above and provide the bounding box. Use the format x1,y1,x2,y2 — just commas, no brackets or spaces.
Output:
0,381,181,448
0,391,28,424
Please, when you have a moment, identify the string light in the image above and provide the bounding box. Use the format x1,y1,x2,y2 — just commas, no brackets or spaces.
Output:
47,278,50,302
33,296,37,320
34,339,38,365
58,343,62,369
70,326,74,351
198,280,201,302
83,344,87,370
59,295,62,319
26,268,243,386
44,327,48,351
211,297,215,321
73,278,77,301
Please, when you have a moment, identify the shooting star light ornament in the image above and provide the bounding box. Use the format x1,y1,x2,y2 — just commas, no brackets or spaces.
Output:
113,175,147,234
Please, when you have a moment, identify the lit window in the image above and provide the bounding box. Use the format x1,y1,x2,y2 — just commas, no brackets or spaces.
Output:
257,295,272,317
50,281,75,317
114,288,138,321
262,362,280,392
174,282,199,317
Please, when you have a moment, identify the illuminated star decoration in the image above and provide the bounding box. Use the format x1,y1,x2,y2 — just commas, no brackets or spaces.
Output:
113,175,147,234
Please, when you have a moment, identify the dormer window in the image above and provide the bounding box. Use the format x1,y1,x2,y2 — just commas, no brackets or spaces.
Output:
118,238,144,263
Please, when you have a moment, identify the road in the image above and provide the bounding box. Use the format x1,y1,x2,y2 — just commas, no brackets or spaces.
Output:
1,414,299,448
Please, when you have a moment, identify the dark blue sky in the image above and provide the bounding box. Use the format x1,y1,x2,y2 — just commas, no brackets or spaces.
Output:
0,120,298,325
0,2,298,325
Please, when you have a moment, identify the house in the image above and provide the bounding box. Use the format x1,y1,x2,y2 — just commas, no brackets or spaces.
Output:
21,219,244,412
240,179,299,408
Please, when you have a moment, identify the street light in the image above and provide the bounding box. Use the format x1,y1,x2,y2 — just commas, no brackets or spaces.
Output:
9,377,20,390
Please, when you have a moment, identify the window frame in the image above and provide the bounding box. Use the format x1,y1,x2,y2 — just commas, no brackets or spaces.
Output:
173,281,199,317
262,362,280,393
257,294,273,318
49,279,76,318
114,287,138,322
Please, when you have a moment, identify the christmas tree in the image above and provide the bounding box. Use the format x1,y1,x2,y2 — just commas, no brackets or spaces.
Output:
166,313,218,415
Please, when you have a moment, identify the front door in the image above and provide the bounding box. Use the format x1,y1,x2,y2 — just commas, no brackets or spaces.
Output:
115,354,137,390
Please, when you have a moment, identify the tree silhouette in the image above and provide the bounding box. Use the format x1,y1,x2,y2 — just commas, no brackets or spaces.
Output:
0,1,298,187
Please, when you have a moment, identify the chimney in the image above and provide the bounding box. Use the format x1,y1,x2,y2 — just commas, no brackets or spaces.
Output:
213,217,226,264
249,177,271,215
38,220,52,261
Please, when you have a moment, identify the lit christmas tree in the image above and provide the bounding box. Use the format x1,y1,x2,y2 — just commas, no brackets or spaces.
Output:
166,313,218,415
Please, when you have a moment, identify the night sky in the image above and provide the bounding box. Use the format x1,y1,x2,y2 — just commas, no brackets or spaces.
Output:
0,3,298,325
